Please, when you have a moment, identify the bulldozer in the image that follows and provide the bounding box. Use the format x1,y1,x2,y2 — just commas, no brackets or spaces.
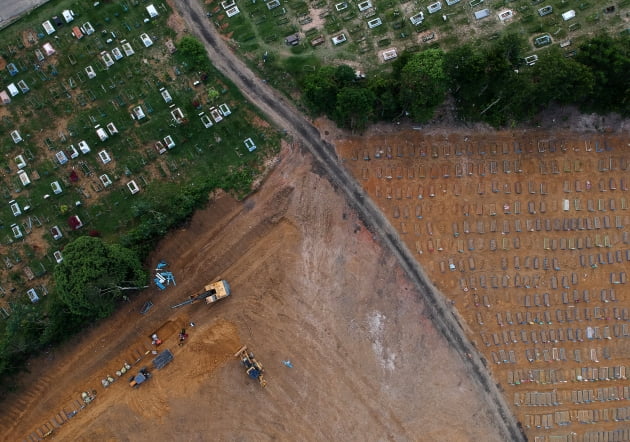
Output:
234,346,267,387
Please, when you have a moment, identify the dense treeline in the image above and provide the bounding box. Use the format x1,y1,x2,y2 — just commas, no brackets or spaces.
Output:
299,33,629,130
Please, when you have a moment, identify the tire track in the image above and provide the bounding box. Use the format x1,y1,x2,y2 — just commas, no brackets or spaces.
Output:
174,1,525,440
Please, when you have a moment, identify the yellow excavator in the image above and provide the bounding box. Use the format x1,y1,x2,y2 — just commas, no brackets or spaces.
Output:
170,280,231,309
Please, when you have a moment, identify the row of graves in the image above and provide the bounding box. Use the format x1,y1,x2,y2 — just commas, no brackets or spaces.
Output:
211,0,621,72
337,131,630,441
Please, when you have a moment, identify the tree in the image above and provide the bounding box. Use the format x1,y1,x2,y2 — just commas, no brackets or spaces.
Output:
333,64,356,87
443,43,488,118
493,33,526,68
177,36,211,71
576,34,630,115
483,73,537,127
301,66,338,115
3,301,47,353
334,87,376,131
399,49,447,121
0,300,50,383
530,47,595,106
54,237,147,320
367,73,401,119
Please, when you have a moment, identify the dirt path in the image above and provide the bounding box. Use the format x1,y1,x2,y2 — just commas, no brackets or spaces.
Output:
0,0,51,30
173,1,523,440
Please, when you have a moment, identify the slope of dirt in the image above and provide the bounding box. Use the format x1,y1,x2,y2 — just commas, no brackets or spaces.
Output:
3,143,506,441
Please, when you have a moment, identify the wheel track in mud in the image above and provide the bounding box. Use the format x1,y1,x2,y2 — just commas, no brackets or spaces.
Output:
174,1,525,440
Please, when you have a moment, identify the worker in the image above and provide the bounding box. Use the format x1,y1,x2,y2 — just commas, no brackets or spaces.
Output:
178,329,188,346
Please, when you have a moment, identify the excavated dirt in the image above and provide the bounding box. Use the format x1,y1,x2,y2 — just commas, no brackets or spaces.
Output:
336,126,630,441
2,143,506,441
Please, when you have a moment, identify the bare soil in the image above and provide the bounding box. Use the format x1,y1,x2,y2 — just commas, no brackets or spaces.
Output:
2,143,505,441
165,0,189,38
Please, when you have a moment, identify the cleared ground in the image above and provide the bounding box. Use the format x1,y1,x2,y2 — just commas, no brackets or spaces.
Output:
336,125,630,441
0,0,50,28
3,143,506,441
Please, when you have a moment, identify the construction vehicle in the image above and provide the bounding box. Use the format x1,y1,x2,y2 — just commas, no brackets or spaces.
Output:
234,345,267,387
170,279,231,309
129,367,151,388
204,279,231,304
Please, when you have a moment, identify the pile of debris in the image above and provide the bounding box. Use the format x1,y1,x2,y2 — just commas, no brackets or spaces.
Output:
154,260,175,290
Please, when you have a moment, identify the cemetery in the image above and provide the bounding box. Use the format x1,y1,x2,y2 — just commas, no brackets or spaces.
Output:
206,0,629,75
339,130,630,441
0,0,278,312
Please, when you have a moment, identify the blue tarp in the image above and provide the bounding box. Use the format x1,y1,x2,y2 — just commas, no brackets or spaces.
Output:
156,260,168,269
135,373,147,384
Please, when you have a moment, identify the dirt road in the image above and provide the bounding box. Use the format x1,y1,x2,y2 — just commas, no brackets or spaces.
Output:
173,0,523,440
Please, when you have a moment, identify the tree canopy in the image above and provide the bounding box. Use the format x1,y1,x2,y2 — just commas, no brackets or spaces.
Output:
302,66,339,115
334,87,376,131
530,47,595,106
576,34,630,115
296,33,628,129
399,49,447,121
54,237,147,320
177,36,212,72
301,65,378,130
